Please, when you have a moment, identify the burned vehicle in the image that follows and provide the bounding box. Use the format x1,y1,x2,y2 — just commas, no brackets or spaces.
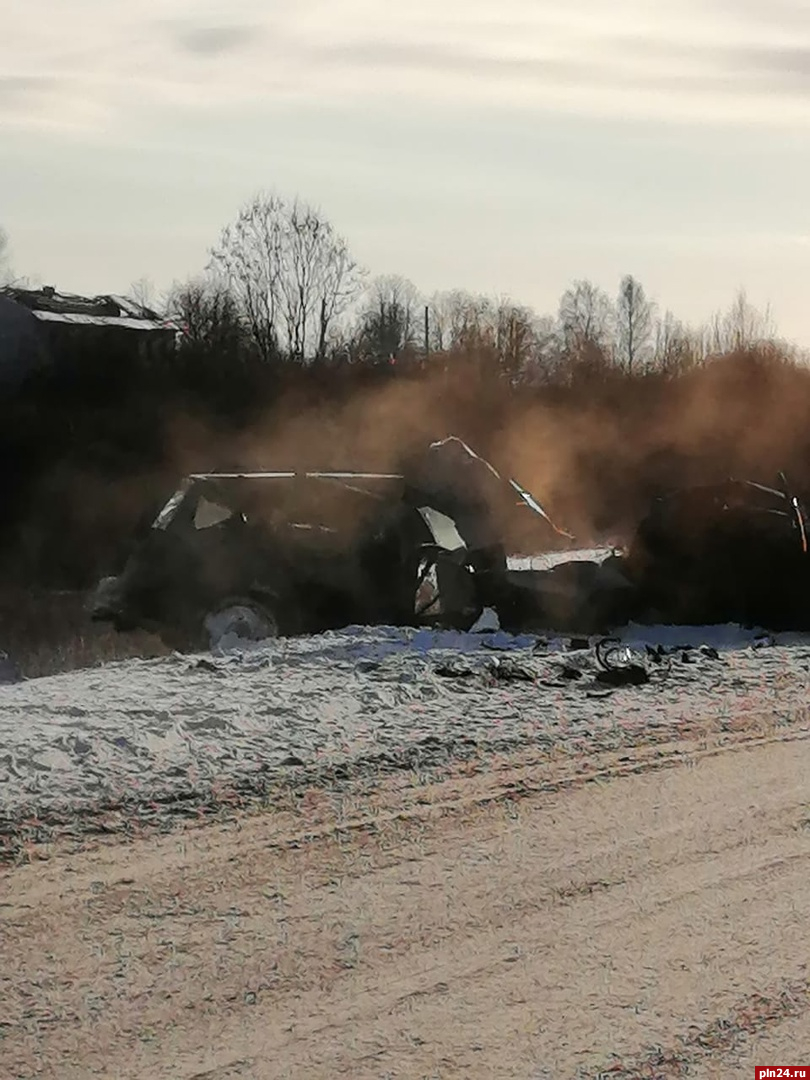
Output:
620,474,810,629
89,438,574,649
518,473,810,634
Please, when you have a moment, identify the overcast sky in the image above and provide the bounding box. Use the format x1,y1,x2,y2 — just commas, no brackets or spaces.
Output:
2,0,809,340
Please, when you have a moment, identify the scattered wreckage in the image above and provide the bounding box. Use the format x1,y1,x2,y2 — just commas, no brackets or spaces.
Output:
89,439,810,650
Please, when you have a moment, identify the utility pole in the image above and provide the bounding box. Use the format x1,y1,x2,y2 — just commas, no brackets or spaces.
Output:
424,304,430,361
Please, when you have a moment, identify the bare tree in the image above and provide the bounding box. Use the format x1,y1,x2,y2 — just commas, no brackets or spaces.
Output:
559,280,613,347
701,289,775,356
167,278,249,355
354,275,421,362
653,310,701,375
717,289,776,353
424,289,555,381
209,193,283,362
615,275,655,374
557,279,614,375
208,193,365,364
0,227,12,285
494,299,543,380
426,290,454,352
426,290,499,354
515,313,560,385
128,277,161,314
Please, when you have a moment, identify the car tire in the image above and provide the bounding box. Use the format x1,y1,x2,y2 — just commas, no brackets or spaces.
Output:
204,600,280,650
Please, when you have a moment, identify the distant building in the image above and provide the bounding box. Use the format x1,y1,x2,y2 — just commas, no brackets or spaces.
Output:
0,293,46,387
0,285,180,376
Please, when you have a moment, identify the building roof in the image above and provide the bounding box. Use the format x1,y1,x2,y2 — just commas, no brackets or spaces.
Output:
32,309,173,332
0,286,178,333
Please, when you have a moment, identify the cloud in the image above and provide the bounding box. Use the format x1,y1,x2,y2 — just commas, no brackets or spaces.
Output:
710,0,810,29
318,40,597,86
613,38,810,99
732,45,810,87
2,0,810,135
171,23,263,58
318,36,810,105
0,76,59,106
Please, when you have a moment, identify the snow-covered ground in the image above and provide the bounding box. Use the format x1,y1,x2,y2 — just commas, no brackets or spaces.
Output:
2,621,810,827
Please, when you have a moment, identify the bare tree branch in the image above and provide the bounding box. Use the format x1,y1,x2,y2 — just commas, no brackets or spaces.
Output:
653,310,701,374
615,275,655,374
559,280,614,350
0,227,12,285
208,193,365,364
557,280,615,379
354,275,422,362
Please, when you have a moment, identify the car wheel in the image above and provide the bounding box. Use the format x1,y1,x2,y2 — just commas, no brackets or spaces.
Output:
204,600,280,650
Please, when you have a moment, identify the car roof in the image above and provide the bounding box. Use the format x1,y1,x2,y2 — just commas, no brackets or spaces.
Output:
187,471,404,481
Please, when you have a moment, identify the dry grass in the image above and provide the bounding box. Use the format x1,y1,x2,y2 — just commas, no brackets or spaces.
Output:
0,587,168,679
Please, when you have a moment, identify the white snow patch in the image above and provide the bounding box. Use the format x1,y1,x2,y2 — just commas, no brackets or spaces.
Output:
3,622,810,822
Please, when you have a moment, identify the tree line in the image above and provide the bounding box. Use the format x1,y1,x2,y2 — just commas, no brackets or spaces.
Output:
2,189,792,392
145,190,788,386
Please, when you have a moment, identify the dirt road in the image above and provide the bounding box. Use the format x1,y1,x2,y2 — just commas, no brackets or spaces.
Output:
4,723,810,1079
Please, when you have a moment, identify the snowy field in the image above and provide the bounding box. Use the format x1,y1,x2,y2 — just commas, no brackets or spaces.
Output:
3,620,810,831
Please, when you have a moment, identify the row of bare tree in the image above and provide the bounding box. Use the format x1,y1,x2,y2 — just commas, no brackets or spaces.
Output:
2,191,789,385
153,191,785,385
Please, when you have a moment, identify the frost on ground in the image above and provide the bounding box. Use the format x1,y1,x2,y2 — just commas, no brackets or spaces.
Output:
2,621,810,832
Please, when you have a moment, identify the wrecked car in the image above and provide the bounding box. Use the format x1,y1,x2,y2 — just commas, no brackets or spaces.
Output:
89,438,573,649
509,473,810,634
485,472,810,634
621,474,810,629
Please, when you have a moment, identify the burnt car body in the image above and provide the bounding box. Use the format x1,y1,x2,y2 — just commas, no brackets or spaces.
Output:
528,474,810,633
621,475,810,629
89,438,574,648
